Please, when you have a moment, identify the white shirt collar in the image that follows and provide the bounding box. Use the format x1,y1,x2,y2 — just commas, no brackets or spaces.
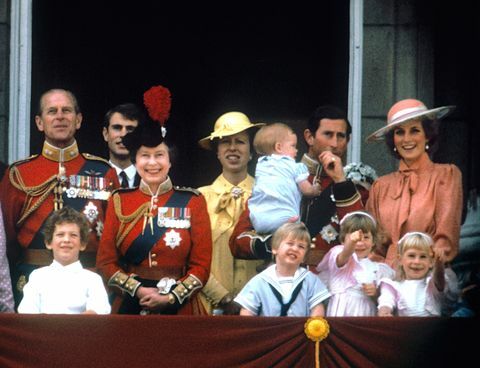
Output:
122,164,137,180
50,259,83,272
109,161,136,178
110,162,137,188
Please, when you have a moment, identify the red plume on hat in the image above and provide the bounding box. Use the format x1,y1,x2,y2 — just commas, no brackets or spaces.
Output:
143,85,171,137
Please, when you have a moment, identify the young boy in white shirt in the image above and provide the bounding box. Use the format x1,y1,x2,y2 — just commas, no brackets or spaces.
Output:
18,206,111,314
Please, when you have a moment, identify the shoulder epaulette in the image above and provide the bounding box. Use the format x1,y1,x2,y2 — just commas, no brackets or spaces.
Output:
10,154,39,167
82,153,111,166
174,185,200,196
112,187,137,195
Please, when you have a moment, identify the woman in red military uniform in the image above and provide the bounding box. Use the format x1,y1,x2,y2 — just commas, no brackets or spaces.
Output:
96,86,211,314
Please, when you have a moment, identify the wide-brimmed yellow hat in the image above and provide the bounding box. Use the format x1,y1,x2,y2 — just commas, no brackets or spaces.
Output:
198,111,265,150
366,98,455,142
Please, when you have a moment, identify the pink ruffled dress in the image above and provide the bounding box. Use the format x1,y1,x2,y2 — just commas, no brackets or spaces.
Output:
316,245,394,316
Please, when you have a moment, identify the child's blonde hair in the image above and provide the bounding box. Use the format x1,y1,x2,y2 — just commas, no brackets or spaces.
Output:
271,222,311,255
396,231,434,280
338,211,378,247
253,123,294,156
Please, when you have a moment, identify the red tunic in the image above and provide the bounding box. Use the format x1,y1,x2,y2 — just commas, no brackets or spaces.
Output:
0,150,119,260
96,179,212,315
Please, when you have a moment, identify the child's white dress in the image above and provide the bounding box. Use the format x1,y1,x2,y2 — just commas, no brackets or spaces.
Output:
377,268,459,316
316,245,394,316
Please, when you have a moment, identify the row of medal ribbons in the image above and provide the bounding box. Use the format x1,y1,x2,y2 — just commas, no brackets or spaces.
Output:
65,175,111,200
157,207,191,229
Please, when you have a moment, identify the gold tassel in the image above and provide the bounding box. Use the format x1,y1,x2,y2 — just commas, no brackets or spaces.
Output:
142,211,154,235
141,214,147,235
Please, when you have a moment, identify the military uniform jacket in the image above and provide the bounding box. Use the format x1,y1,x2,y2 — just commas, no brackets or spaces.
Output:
0,141,119,263
96,177,212,313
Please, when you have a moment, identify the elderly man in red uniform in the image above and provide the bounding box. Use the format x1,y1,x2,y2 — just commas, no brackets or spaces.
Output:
0,89,119,306
230,105,372,269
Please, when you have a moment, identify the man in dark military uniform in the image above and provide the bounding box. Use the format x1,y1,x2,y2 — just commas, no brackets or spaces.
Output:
0,89,119,306
229,105,371,270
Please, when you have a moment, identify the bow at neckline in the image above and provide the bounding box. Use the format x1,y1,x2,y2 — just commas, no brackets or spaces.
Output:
215,186,245,215
393,169,419,199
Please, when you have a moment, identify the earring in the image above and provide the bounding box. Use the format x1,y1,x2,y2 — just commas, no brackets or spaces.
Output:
393,147,397,152
425,144,429,151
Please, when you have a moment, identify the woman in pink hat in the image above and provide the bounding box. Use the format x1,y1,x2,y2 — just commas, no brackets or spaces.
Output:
366,99,463,268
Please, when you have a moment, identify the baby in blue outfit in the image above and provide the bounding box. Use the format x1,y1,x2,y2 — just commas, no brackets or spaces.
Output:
249,123,320,234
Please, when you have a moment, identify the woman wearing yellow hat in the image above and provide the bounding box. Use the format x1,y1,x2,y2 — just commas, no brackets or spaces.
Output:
197,111,265,314
366,99,462,269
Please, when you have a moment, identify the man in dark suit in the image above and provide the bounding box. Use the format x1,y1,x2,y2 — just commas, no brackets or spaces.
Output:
102,103,144,188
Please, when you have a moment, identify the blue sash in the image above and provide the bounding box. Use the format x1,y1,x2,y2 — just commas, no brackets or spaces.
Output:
124,190,192,265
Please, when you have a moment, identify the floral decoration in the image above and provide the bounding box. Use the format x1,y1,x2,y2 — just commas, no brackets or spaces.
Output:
344,162,378,189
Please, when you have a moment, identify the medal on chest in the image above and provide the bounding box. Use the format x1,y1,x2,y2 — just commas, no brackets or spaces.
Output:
164,229,182,249
83,201,99,223
66,174,112,200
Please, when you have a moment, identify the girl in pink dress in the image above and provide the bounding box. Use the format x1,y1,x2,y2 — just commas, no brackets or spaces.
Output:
316,211,394,316
377,232,459,317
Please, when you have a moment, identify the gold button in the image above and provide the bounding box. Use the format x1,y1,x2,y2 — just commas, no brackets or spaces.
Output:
151,253,157,258
151,261,158,266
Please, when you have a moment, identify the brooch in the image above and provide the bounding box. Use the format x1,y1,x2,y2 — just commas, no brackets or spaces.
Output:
320,224,338,244
164,229,182,249
231,186,243,199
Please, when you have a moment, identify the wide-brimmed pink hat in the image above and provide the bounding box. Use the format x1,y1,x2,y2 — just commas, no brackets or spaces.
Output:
366,99,455,142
